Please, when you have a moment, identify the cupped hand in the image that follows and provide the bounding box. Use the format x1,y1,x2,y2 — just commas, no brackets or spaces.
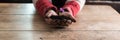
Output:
58,7,76,26
45,10,58,25
44,8,76,26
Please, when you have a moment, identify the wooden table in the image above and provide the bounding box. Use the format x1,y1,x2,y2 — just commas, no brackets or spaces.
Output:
0,3,120,40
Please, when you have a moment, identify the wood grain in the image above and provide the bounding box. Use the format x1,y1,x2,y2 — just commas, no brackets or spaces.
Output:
0,3,120,40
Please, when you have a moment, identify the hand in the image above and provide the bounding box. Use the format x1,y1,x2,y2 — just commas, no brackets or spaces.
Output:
44,8,76,26
45,10,58,25
58,7,76,26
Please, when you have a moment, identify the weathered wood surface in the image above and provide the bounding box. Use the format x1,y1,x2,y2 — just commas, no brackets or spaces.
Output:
0,3,120,40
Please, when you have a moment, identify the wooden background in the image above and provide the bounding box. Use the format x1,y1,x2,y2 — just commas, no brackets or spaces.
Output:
0,3,120,40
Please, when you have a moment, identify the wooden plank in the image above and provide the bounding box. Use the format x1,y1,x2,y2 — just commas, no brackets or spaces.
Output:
0,4,120,30
0,3,35,15
0,31,120,40
0,3,120,40
71,5,120,30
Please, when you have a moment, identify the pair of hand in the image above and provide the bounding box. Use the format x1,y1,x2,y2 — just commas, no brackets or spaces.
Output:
45,7,76,26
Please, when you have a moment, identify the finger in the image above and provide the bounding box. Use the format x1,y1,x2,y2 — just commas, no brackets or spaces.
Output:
51,19,58,25
59,19,68,26
67,20,72,24
69,15,76,22
45,18,52,24
46,10,58,17
63,20,72,26
60,12,76,22
47,12,53,17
